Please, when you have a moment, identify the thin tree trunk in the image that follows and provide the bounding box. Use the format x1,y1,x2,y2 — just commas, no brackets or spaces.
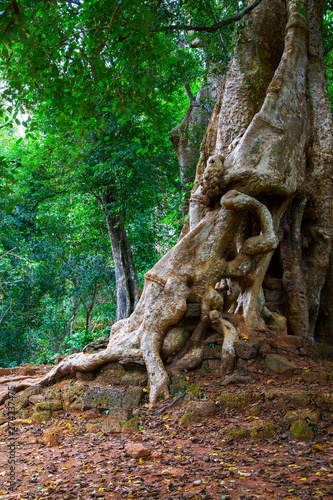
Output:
94,190,139,322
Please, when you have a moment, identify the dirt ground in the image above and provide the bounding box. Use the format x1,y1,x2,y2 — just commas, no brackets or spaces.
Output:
0,354,333,500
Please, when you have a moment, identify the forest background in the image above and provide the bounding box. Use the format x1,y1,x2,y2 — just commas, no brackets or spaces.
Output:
0,0,333,368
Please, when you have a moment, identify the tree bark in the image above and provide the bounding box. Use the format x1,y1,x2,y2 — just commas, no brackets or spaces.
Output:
169,76,219,220
95,190,140,322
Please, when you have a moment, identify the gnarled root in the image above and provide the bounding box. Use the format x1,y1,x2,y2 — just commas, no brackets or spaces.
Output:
28,190,278,404
221,320,238,374
167,322,207,372
37,345,141,388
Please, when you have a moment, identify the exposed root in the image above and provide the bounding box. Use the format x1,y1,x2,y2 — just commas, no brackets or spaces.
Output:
38,346,141,388
26,191,280,404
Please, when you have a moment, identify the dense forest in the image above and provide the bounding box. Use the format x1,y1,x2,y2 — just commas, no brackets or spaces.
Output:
0,0,245,367
0,0,333,381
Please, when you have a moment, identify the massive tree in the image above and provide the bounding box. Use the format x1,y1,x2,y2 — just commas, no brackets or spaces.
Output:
2,0,333,402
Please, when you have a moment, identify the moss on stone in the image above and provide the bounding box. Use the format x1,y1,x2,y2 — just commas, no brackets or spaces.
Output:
186,383,201,400
122,417,140,434
63,384,86,410
289,419,314,442
265,390,310,409
309,344,333,360
35,400,63,411
249,419,275,439
284,409,320,425
86,422,102,433
179,412,196,428
314,393,333,412
218,392,260,412
187,400,215,417
301,371,329,384
219,426,250,441
31,410,52,423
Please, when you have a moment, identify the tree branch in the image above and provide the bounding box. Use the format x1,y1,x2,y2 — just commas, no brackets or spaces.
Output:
32,190,68,210
57,0,262,47
151,0,263,34
82,3,121,74
184,81,198,106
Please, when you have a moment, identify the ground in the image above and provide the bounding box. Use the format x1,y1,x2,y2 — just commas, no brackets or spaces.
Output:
0,342,333,500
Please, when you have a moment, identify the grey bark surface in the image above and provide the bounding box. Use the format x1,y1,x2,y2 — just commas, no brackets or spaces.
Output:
95,190,140,322
169,77,218,219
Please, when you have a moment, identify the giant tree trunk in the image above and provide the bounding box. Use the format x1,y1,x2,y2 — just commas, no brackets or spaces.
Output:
169,76,219,220
36,0,333,403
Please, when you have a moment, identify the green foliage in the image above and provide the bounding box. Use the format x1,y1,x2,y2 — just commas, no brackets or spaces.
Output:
0,103,183,366
324,2,333,111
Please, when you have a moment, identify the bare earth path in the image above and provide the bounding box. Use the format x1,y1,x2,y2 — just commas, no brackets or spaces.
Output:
0,356,332,500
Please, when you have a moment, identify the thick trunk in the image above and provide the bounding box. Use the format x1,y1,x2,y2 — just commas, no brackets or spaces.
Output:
169,76,219,219
35,0,333,404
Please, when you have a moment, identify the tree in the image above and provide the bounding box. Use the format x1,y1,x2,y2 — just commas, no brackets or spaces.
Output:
32,0,333,403
1,0,332,403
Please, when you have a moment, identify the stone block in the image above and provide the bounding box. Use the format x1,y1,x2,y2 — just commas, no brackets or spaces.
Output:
265,354,296,374
290,419,314,442
69,397,84,411
235,341,258,360
122,417,140,434
301,371,329,384
32,410,52,423
83,387,125,410
218,426,250,441
35,400,63,411
29,395,45,405
218,392,260,412
265,390,310,409
94,362,126,386
102,408,132,432
82,386,143,411
203,345,221,360
208,359,221,372
284,409,320,425
278,335,303,349
120,370,148,388
63,384,85,408
249,419,275,439
76,371,96,381
314,394,333,412
236,358,248,372
187,400,216,417
122,387,143,409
